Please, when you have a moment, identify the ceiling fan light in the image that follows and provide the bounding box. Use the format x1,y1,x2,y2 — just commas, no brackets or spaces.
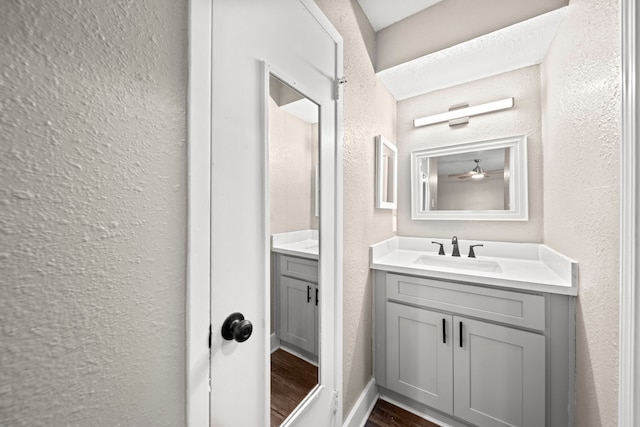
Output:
469,159,485,179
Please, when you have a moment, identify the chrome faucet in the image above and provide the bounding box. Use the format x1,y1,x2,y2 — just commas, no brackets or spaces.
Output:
451,236,460,257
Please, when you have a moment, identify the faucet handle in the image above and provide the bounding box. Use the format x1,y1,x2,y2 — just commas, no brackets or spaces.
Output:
431,241,445,255
468,244,484,258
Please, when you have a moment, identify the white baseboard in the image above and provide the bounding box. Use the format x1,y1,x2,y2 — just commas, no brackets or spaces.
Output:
278,343,318,366
271,333,280,354
342,378,378,427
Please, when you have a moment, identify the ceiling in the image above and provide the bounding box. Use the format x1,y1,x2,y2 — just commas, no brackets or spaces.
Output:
356,0,569,100
270,74,319,124
356,0,443,31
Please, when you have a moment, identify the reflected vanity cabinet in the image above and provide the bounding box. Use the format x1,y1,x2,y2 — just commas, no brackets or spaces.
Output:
373,271,576,427
275,254,319,356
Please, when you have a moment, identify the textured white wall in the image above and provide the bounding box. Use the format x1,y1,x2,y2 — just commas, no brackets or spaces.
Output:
541,0,620,425
397,65,544,242
1,1,187,426
314,0,398,416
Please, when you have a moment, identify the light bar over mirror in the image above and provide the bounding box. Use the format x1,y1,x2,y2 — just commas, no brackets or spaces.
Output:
414,98,514,128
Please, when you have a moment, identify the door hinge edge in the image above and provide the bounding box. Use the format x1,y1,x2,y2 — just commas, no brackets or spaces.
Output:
334,77,346,100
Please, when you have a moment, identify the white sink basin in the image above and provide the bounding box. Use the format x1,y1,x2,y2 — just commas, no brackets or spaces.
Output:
414,255,503,273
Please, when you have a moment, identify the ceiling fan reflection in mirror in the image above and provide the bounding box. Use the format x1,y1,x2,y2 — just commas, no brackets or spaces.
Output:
448,159,501,180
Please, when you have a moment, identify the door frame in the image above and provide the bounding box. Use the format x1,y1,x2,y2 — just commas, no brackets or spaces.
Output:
186,0,344,425
186,0,212,425
619,0,639,425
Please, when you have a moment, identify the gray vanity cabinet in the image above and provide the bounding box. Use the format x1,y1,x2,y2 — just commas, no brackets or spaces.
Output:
276,255,318,355
453,317,545,427
386,302,454,413
386,302,545,427
375,271,575,427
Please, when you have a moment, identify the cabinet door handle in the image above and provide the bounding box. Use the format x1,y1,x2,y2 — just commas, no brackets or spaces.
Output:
307,285,311,303
442,318,446,344
315,288,318,306
459,321,463,348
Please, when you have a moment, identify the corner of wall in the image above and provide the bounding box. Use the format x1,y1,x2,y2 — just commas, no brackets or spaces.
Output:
315,0,397,418
540,0,621,425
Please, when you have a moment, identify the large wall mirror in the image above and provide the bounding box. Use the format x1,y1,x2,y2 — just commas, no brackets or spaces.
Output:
410,135,529,221
268,73,321,425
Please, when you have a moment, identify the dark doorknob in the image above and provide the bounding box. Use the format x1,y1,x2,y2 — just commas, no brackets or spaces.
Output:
221,312,253,343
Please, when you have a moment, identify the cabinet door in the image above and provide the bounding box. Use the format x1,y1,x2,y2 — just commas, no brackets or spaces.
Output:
454,317,545,427
279,276,316,353
386,302,453,413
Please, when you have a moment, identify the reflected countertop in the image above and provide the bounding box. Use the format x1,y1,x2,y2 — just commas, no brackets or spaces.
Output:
271,229,319,260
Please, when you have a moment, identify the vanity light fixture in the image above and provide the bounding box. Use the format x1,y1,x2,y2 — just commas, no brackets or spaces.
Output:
413,97,514,128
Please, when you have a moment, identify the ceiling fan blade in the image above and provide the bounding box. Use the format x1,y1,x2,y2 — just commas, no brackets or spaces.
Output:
448,171,474,178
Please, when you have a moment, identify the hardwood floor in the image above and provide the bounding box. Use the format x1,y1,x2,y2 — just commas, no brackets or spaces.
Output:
365,399,442,427
270,350,438,427
270,349,318,426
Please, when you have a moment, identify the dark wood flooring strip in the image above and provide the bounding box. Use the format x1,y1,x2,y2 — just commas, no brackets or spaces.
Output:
270,349,318,426
270,350,438,427
365,399,441,427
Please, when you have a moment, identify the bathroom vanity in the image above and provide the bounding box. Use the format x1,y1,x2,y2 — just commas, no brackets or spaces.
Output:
271,230,319,358
371,237,577,427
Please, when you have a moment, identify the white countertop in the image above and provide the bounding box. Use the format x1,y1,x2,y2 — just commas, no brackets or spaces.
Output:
271,229,319,260
370,236,578,296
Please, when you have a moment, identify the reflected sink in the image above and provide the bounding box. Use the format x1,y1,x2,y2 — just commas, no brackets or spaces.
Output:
299,240,318,249
289,240,319,250
414,255,502,273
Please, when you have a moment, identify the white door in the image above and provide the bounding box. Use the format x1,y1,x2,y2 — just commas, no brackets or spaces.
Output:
209,1,343,426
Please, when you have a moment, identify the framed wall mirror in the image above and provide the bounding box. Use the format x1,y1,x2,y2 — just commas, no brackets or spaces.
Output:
376,135,398,209
410,135,528,221
268,72,321,425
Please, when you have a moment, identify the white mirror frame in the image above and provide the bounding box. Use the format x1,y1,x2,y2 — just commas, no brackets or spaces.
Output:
619,0,639,423
375,135,398,209
410,135,528,221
